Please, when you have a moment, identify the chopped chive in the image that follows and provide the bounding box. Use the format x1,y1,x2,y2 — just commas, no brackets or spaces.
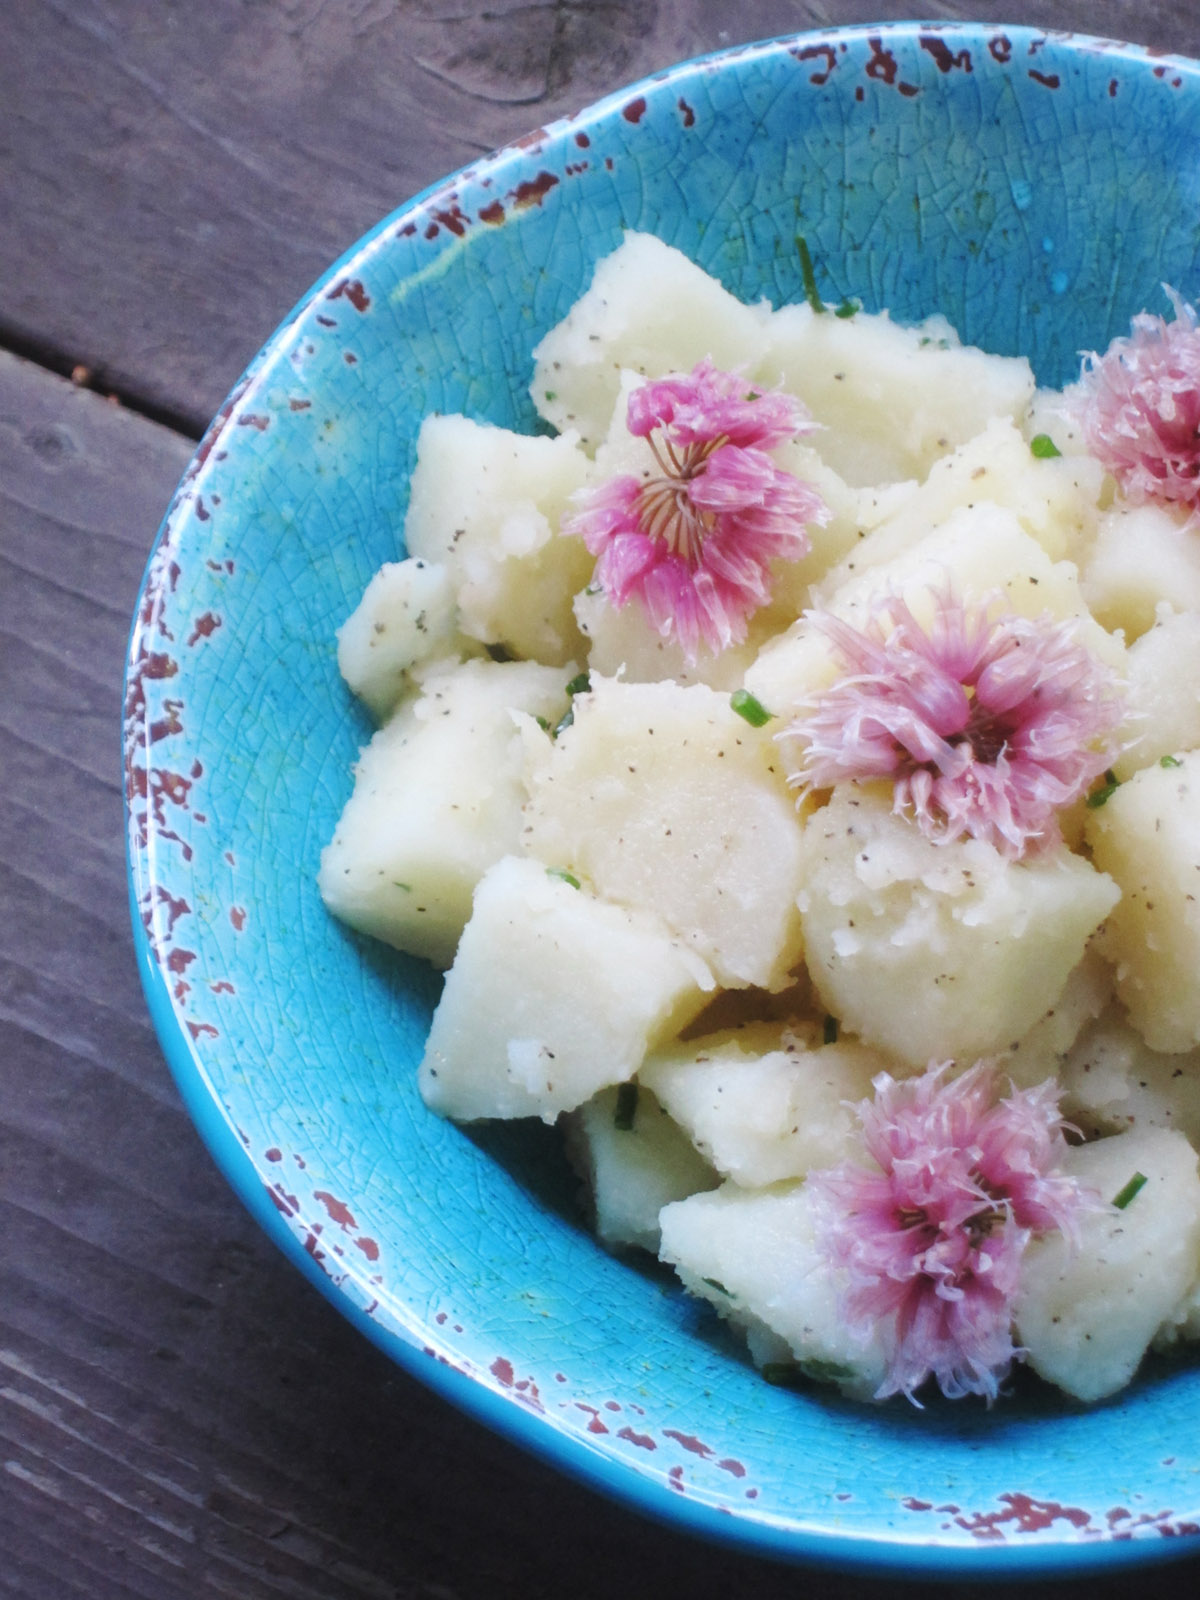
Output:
823,1015,839,1045
535,714,551,732
834,298,859,319
1112,1171,1148,1210
730,688,772,727
796,235,825,314
760,1362,805,1389
552,673,591,737
1030,433,1062,459
543,390,557,402
546,866,581,890
799,1358,853,1384
613,1081,639,1130
702,1276,733,1297
1086,770,1121,808
1161,754,1183,769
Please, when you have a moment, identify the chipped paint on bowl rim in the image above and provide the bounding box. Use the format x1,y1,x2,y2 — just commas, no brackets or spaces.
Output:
124,22,1200,1577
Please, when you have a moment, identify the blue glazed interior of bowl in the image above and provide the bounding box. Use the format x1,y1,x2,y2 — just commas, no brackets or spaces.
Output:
125,23,1200,1576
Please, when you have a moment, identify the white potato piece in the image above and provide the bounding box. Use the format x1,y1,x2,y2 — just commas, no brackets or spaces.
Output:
640,1027,887,1187
565,1086,718,1253
1015,1127,1200,1402
818,417,1103,574
997,950,1112,1091
522,676,806,990
1111,606,1200,779
336,558,459,720
798,789,1120,1069
419,854,715,1123
754,302,1034,487
659,1181,889,1400
1023,390,1093,460
572,586,765,691
767,441,866,606
530,233,773,450
403,413,593,665
1082,501,1200,642
1059,1009,1200,1144
1087,752,1200,1052
746,504,1125,720
319,659,571,967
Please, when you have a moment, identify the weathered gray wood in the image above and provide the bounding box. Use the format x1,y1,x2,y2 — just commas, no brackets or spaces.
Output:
6,359,1200,1599
3,0,1200,435
9,3,1200,1592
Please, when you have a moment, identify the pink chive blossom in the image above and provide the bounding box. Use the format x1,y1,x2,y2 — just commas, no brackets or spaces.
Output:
1072,288,1200,516
808,1062,1096,1403
784,587,1123,857
564,360,828,660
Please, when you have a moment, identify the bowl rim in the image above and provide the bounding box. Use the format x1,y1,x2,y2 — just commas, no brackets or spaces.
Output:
124,18,1200,1579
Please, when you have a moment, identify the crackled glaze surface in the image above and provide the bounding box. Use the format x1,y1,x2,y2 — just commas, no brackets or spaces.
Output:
125,23,1200,1577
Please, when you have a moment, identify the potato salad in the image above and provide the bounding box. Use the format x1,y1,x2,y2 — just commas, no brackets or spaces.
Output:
320,233,1200,1406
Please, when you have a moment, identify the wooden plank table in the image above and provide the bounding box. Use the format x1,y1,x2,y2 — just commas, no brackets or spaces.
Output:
4,4,1200,1595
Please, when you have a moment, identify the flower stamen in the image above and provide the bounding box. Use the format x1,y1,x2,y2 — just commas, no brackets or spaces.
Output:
564,359,829,660
783,586,1123,857
809,1062,1099,1403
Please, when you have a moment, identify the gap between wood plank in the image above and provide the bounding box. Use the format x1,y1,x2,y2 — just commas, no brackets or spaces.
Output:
0,321,204,443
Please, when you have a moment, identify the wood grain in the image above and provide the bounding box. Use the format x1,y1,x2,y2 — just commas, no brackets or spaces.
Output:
0,361,1197,1600
8,3,1200,1593
4,360,1200,1598
3,0,1200,436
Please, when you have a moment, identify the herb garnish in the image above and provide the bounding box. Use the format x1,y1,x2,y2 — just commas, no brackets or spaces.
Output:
796,236,825,315
613,1081,639,1131
730,688,772,727
546,866,581,890
553,672,592,738
1112,1171,1148,1210
1030,433,1062,459
1086,770,1121,808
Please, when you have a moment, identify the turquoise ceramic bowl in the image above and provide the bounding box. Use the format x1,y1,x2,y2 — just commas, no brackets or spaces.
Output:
125,23,1200,1577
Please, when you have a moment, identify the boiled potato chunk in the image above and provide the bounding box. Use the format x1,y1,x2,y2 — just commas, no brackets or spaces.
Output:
1111,607,1200,779
318,659,571,967
798,789,1120,1069
1087,751,1200,1052
640,1027,886,1187
530,232,773,450
336,557,459,720
997,951,1112,1091
818,416,1102,571
565,1086,718,1253
746,505,1124,720
522,676,806,989
572,586,764,691
1082,501,1200,641
1059,1009,1200,1144
1015,1127,1200,1402
754,302,1034,487
419,854,715,1123
403,413,593,664
659,1182,889,1400
1023,389,1091,459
